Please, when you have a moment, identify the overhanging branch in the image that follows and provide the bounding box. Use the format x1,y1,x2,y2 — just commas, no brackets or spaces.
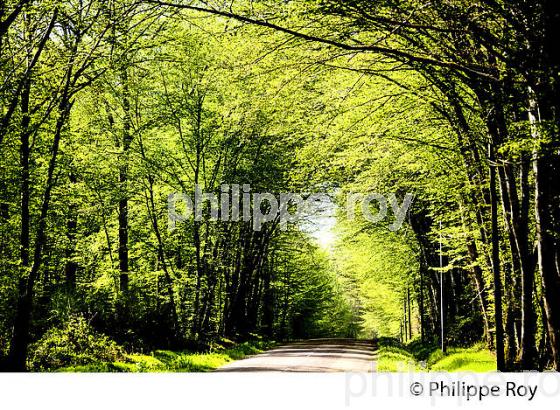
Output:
144,0,497,80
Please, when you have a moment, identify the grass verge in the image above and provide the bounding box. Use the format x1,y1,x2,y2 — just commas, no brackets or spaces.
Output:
57,340,276,373
376,338,496,372
376,338,421,372
427,346,496,372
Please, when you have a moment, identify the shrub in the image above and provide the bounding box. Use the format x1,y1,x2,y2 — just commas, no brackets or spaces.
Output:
29,315,125,371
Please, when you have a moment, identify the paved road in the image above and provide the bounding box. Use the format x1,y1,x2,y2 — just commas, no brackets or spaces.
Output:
217,339,377,372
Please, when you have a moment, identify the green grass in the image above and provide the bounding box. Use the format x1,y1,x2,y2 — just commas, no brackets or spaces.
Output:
376,338,496,373
57,340,276,373
376,343,421,372
428,345,496,372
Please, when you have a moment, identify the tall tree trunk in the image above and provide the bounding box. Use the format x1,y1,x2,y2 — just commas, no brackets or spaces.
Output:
118,69,132,292
262,252,274,338
7,93,72,371
517,157,537,369
489,142,505,371
533,153,560,370
139,127,180,339
529,89,560,370
407,287,412,339
20,75,31,271
64,171,78,290
497,166,522,366
419,268,425,342
403,297,408,342
465,238,493,348
504,263,518,368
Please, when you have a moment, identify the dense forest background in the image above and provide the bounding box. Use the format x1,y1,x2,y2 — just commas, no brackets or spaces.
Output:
0,0,559,372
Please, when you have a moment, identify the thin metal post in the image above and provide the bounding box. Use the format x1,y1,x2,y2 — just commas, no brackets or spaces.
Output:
440,221,444,353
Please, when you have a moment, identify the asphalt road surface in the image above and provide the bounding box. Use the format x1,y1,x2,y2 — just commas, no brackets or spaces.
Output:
216,339,377,372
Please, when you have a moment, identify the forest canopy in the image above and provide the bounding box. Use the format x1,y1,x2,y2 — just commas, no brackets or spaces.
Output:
0,0,559,372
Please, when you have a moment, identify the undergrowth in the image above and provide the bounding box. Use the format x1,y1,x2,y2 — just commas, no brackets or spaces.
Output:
376,337,496,372
29,315,275,372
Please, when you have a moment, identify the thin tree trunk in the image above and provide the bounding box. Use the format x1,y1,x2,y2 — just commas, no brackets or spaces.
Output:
118,68,132,292
517,157,537,369
403,297,408,342
146,176,180,339
489,142,505,371
64,171,78,290
262,251,274,338
419,269,425,342
407,287,412,339
7,92,73,371
465,238,493,348
20,75,31,271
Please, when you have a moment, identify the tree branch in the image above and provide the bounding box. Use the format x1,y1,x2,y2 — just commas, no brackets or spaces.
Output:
144,0,497,80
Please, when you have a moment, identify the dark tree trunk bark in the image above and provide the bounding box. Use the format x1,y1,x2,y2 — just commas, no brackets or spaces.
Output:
262,252,275,338
403,297,408,342
20,75,31,271
419,268,425,342
489,143,506,371
64,172,78,290
533,153,560,370
529,87,560,370
407,287,412,339
7,91,72,371
517,158,537,369
465,238,493,348
504,263,518,368
118,66,132,293
143,162,180,339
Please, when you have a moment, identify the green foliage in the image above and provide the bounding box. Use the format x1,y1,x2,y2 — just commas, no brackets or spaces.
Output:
55,340,276,373
428,346,496,373
376,338,421,372
2,0,559,373
332,224,419,338
376,338,495,373
29,316,125,371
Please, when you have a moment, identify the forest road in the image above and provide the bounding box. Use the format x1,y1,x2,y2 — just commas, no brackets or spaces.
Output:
216,338,377,372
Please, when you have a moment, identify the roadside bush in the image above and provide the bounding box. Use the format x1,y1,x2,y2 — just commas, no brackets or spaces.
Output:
29,315,125,371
